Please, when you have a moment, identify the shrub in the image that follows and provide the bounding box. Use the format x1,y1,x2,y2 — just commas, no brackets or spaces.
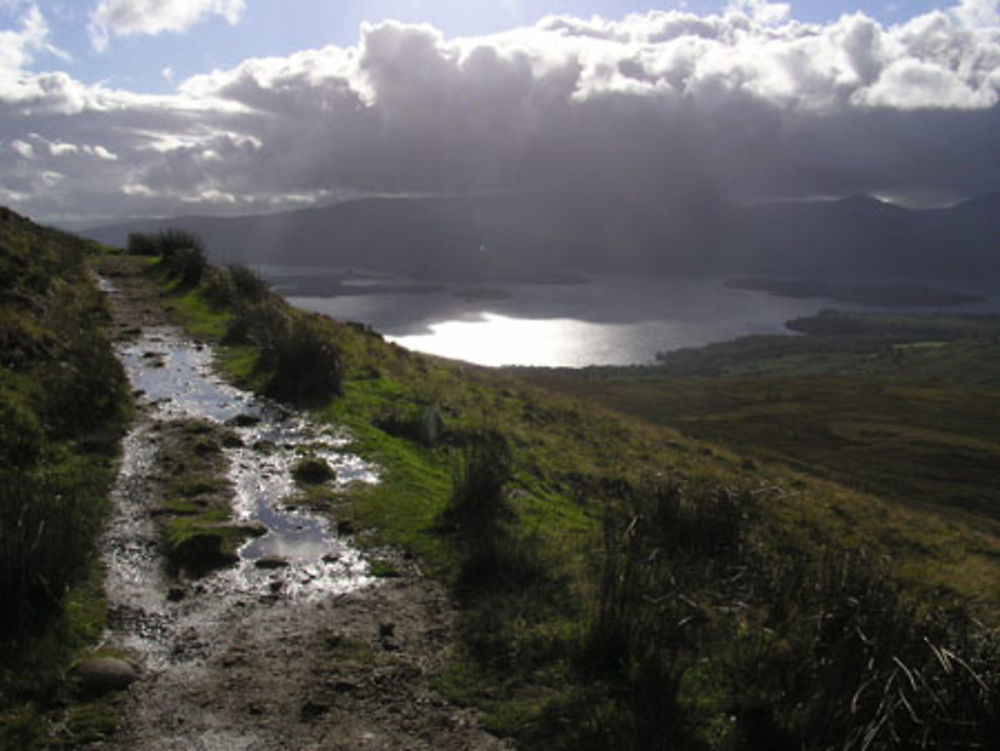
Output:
444,428,512,543
126,231,158,256
226,264,270,304
266,316,344,404
438,428,549,596
129,229,207,286
202,264,270,309
162,245,207,287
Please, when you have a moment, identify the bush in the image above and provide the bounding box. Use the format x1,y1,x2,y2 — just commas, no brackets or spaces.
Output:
129,229,207,286
439,428,549,596
225,300,343,404
444,428,512,543
202,264,270,309
226,264,269,304
126,231,158,256
266,315,344,404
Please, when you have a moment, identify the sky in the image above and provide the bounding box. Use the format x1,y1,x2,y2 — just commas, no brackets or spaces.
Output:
1,0,999,226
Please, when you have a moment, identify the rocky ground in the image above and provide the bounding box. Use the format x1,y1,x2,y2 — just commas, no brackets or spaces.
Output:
86,257,509,750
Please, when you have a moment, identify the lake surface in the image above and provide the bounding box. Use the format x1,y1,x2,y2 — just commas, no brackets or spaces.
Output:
257,267,997,368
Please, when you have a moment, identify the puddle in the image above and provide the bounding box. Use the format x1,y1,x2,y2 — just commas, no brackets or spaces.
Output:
101,312,380,668
115,327,378,597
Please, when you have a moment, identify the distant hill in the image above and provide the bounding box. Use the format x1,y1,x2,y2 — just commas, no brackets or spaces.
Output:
83,191,1000,282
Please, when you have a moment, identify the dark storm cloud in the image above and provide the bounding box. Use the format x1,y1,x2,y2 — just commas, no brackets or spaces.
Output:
2,1,1000,223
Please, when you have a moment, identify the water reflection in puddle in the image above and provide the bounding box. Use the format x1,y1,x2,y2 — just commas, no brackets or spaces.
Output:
116,327,379,599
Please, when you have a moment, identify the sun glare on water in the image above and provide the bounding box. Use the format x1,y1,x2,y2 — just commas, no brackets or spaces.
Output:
388,312,622,367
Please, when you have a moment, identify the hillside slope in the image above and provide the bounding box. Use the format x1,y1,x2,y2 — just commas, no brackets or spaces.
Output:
95,228,1000,749
6,208,1000,748
0,208,131,747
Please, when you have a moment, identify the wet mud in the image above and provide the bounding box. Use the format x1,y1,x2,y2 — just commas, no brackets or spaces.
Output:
87,266,509,750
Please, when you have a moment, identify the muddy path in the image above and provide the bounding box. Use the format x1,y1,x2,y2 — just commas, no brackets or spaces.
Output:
89,261,510,750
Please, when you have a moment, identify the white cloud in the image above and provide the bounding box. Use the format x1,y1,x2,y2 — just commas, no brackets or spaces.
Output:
857,57,998,108
88,0,246,51
0,4,50,75
11,139,34,158
726,0,791,26
49,140,78,155
89,144,118,160
953,0,1000,28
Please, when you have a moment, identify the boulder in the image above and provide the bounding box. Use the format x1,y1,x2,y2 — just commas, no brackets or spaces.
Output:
75,657,138,696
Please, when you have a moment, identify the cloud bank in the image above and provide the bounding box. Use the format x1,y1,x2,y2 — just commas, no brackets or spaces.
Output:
2,1,1000,225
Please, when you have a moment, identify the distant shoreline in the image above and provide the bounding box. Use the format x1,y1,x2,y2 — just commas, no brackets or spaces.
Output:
726,276,986,308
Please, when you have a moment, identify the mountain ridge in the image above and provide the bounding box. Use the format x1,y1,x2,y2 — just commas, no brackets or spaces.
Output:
83,190,1000,282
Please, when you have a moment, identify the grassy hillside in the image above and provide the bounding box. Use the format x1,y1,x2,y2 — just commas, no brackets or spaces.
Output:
0,208,131,746
97,239,1000,750
520,310,1000,528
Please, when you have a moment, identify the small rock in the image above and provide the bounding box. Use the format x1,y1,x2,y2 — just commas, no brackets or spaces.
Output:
300,700,329,720
75,657,138,696
227,413,261,428
379,622,395,639
321,553,340,564
334,680,358,693
255,556,290,570
167,586,185,602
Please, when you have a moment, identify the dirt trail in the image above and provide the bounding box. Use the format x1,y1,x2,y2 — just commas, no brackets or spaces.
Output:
89,260,510,751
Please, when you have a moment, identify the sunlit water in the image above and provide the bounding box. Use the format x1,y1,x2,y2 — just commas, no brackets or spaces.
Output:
103,324,381,667
116,330,378,592
265,269,1000,367
270,270,989,367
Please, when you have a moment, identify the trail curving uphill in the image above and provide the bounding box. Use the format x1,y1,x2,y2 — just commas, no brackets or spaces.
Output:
88,262,509,751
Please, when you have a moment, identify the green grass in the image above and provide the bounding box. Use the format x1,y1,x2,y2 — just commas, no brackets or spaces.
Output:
151,418,255,576
0,210,132,746
521,371,1000,530
103,248,1000,748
